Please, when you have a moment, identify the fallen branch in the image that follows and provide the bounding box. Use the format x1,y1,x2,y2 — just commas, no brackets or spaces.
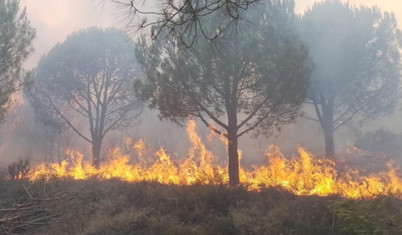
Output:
0,214,21,224
22,185,33,201
0,190,66,234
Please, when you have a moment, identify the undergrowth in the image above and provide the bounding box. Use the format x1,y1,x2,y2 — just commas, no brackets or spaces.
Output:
0,179,401,234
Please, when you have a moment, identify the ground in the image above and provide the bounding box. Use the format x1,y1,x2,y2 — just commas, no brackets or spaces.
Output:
0,178,401,234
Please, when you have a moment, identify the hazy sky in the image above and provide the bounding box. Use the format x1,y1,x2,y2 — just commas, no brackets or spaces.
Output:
21,0,402,68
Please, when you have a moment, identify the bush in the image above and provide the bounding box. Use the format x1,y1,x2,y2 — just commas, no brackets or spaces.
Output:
7,159,30,180
330,197,402,234
355,128,402,158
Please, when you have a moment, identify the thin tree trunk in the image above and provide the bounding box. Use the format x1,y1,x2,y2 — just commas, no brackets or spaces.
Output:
92,137,102,168
228,129,240,186
322,107,335,157
323,124,335,157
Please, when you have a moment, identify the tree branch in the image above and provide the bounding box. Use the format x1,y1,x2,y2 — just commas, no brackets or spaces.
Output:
46,95,92,143
198,111,227,137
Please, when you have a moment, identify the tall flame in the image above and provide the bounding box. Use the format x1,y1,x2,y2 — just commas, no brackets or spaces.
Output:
29,121,402,199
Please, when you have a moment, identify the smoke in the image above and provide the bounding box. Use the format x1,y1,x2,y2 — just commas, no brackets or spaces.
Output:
1,0,401,168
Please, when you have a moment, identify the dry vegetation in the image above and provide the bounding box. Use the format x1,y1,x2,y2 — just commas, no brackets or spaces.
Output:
0,177,401,235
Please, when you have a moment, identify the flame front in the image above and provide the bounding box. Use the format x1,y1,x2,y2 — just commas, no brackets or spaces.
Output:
29,121,402,199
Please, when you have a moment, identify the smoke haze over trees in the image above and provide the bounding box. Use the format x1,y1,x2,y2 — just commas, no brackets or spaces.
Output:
27,28,143,167
298,1,402,157
0,0,401,173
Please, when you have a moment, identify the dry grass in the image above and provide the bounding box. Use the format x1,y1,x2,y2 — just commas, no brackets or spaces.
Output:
0,178,401,234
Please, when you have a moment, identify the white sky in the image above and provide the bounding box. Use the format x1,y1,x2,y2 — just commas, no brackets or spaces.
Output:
21,0,402,68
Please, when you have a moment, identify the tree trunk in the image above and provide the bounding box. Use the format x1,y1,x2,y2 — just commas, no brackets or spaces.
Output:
323,124,335,157
322,108,335,157
227,129,240,186
92,137,102,168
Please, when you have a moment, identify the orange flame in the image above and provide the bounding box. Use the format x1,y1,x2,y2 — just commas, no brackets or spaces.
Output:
29,121,402,199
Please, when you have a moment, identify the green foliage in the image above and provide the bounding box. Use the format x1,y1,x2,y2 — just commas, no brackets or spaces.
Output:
136,0,311,137
0,0,35,122
330,197,402,235
7,159,30,180
136,0,312,185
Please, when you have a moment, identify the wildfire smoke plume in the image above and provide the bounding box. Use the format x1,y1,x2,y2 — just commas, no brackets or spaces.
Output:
29,121,402,199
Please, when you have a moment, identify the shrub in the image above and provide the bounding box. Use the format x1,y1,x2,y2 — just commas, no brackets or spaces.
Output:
7,159,30,180
355,128,402,158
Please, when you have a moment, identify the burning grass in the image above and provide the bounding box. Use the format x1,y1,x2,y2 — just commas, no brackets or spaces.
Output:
3,121,402,233
0,179,401,234
27,121,402,200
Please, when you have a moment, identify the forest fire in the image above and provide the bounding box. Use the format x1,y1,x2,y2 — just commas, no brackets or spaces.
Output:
29,121,402,199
